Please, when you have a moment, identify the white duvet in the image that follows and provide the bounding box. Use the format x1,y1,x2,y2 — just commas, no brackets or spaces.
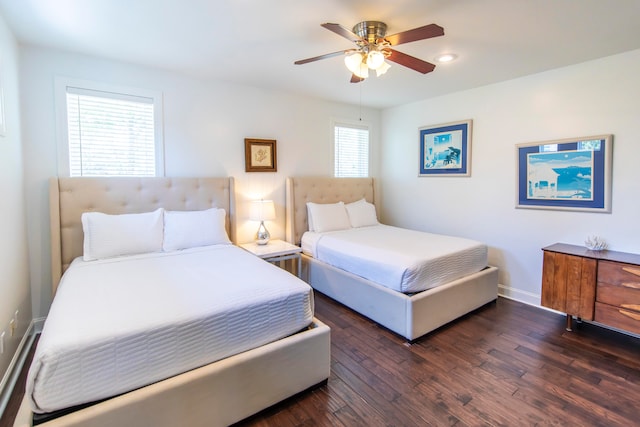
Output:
27,244,314,414
302,224,487,293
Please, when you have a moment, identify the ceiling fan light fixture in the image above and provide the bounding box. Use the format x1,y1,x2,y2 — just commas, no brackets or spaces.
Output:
366,50,385,69
345,51,369,78
296,20,445,83
375,61,391,77
344,52,364,73
353,62,369,79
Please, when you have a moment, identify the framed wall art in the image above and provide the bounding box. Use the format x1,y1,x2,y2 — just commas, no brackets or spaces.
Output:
516,134,612,212
419,119,472,176
245,138,277,172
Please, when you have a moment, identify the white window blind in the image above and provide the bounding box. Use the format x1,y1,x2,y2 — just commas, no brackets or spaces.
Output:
66,87,157,177
334,123,369,177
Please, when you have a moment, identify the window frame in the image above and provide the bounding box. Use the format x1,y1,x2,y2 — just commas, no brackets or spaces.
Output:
332,119,370,178
55,77,165,177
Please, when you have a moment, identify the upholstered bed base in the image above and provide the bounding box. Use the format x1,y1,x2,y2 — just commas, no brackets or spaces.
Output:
304,256,497,340
15,176,331,427
286,176,499,341
14,320,330,427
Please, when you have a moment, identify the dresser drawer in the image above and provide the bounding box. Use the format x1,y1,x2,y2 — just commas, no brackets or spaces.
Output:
596,281,640,307
597,260,640,287
596,261,640,307
594,302,640,335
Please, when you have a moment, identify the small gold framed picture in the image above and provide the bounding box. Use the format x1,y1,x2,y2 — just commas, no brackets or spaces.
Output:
245,138,277,172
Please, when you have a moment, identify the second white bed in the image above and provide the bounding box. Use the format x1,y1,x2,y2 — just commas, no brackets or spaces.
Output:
27,244,314,414
302,224,487,293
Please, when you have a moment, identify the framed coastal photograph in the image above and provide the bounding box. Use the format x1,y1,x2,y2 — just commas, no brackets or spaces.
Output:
245,138,277,172
516,134,613,212
419,119,472,176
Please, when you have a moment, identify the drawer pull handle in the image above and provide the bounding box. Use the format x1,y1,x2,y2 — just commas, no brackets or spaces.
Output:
619,309,640,321
621,304,640,311
621,282,640,289
622,266,640,277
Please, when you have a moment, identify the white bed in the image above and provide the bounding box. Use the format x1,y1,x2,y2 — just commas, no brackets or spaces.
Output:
286,176,498,341
302,225,488,293
14,177,330,427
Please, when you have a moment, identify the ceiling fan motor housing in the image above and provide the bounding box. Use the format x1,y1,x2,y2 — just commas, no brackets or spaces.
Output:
353,21,387,44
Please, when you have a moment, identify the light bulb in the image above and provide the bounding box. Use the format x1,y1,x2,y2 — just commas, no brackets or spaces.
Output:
366,50,385,69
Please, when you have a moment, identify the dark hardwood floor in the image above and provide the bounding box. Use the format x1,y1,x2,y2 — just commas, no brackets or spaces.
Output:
2,294,639,427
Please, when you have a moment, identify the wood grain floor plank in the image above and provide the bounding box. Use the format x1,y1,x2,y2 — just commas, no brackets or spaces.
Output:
3,295,639,427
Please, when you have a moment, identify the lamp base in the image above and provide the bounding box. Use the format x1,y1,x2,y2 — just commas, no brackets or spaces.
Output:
256,221,270,245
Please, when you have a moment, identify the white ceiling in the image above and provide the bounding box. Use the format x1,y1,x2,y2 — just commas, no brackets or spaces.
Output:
2,0,640,109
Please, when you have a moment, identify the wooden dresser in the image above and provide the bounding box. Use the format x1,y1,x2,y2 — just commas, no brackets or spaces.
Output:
541,243,640,335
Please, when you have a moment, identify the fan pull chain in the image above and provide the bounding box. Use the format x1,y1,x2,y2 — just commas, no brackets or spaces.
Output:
359,81,362,121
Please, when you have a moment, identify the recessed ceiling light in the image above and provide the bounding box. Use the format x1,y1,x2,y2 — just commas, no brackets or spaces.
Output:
434,53,458,63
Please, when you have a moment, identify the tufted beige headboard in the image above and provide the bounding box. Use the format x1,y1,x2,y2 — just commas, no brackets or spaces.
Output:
50,176,235,294
285,176,375,245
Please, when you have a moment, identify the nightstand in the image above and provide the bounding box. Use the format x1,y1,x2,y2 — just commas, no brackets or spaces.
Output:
240,239,302,278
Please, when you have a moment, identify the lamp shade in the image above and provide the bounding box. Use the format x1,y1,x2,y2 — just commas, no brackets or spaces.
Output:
249,199,276,221
344,52,364,73
366,50,385,69
375,61,391,76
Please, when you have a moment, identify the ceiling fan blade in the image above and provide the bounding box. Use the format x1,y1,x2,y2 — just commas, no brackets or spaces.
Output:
384,24,444,46
387,49,436,74
294,50,353,65
350,74,365,83
321,23,363,43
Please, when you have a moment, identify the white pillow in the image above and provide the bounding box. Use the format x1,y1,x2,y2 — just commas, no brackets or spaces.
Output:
345,198,379,228
82,208,164,261
163,208,231,251
306,201,351,233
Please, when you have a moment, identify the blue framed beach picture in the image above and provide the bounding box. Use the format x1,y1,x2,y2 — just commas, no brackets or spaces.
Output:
516,134,613,212
419,119,472,176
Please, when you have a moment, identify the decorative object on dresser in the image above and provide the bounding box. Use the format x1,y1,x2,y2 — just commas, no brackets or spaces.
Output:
249,199,276,244
541,243,640,335
584,235,607,251
516,135,613,212
245,138,277,172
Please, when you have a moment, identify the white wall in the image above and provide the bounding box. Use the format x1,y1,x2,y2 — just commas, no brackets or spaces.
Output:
20,46,381,318
380,49,640,305
0,14,31,385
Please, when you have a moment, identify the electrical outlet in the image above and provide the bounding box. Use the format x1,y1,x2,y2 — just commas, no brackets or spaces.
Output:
0,331,5,354
9,318,16,337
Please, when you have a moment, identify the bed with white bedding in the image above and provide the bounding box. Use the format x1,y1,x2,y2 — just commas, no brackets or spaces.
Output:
302,225,488,293
14,177,330,427
286,176,498,341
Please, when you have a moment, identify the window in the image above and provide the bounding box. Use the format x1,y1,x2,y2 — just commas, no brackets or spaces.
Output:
57,79,164,177
334,122,369,177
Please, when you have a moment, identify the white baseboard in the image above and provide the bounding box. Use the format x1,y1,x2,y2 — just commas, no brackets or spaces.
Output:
497,284,541,307
0,318,40,419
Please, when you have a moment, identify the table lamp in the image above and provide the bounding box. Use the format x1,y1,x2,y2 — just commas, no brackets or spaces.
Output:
249,199,276,245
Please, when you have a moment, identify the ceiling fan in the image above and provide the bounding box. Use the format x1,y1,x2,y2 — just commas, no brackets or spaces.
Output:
294,21,444,83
